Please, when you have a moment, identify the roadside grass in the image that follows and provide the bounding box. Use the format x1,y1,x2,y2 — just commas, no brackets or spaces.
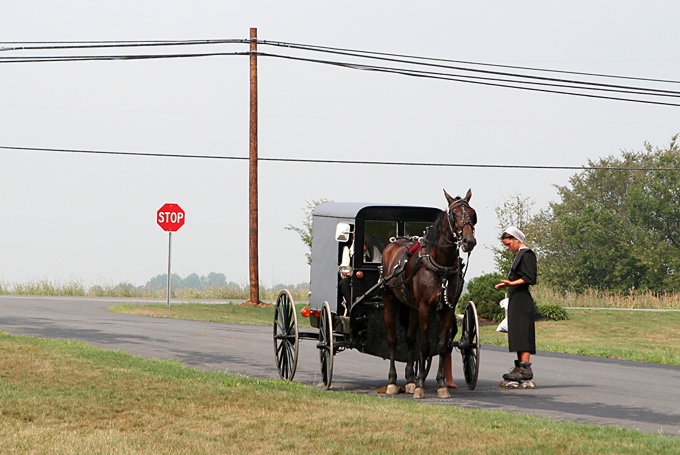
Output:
481,309,680,366
533,286,680,310
1,333,678,454
111,303,277,326
113,303,680,366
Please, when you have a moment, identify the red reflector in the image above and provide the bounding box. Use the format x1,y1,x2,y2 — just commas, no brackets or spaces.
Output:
301,307,311,318
356,271,364,279
312,309,321,318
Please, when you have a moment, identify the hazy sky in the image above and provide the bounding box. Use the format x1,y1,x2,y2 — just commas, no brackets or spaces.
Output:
1,2,679,288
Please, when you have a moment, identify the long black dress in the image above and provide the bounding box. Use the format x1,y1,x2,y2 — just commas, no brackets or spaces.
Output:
507,247,537,354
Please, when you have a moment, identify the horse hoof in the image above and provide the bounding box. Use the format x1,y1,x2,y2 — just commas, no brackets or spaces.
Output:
413,388,425,399
437,387,450,399
405,382,416,394
386,384,400,395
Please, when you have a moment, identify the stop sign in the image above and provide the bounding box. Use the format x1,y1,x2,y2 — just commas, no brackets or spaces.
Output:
157,203,185,232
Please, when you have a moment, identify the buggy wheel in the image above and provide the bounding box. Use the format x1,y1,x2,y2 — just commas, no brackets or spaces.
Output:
318,301,334,389
460,301,480,390
273,290,299,381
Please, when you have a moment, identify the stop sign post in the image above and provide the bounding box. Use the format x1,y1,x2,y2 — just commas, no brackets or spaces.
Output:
157,203,185,307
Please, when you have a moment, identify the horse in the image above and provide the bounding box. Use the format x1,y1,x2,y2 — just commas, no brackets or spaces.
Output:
381,189,477,398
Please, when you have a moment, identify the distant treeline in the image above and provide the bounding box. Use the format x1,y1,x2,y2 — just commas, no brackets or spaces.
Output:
0,274,310,301
145,272,309,293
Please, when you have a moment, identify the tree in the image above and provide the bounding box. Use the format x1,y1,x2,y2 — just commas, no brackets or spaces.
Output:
535,137,680,293
626,136,680,291
285,198,329,265
181,273,203,290
492,194,536,273
205,272,227,288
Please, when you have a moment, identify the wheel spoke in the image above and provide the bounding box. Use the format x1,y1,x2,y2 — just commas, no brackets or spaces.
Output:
273,290,298,381
460,301,480,390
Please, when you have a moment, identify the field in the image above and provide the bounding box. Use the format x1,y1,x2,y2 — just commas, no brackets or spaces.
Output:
2,286,680,453
1,332,679,454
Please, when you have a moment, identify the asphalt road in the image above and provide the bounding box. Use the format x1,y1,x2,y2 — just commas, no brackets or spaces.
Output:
1,295,679,437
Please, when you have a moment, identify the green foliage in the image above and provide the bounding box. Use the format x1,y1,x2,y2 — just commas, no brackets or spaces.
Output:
536,303,569,321
285,198,329,265
459,272,506,321
529,136,680,294
492,194,536,273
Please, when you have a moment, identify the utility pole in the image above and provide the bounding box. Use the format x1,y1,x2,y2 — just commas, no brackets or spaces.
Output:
248,27,260,305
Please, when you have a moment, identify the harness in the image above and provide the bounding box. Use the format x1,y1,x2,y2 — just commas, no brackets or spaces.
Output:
385,198,474,310
385,240,467,310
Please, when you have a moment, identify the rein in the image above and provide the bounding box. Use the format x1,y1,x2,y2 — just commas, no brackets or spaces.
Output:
445,199,476,246
422,198,475,308
384,196,476,310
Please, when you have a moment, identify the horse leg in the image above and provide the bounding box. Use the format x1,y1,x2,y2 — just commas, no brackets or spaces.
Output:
413,304,433,399
404,307,418,395
383,291,400,395
436,307,456,398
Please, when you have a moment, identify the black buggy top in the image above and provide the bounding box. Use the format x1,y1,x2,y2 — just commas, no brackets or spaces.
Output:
309,202,442,313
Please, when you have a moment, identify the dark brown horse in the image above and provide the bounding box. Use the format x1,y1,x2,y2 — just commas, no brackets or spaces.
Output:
381,189,477,398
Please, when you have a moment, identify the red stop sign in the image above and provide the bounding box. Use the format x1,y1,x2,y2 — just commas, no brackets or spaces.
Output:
157,203,185,232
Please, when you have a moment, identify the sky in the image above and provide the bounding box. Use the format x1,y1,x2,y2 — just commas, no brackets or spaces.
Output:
1,1,679,289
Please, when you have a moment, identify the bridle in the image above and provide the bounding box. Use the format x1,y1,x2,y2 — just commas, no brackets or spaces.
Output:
445,198,476,247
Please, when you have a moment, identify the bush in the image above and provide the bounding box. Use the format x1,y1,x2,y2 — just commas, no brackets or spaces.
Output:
459,273,506,321
536,303,569,321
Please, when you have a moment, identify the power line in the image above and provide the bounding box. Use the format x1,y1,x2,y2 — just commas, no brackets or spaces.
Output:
1,37,677,107
260,52,680,107
0,52,249,63
0,39,246,51
4,38,679,88
258,40,680,86
2,145,678,172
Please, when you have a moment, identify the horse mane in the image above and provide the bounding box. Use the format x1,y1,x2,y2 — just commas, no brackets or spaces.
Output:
423,197,460,245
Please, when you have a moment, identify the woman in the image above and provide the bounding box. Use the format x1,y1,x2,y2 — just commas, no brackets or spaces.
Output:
494,226,537,389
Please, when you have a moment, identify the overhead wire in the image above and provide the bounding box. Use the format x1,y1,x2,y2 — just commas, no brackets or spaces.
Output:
1,145,678,172
259,52,680,107
0,38,678,103
0,38,678,169
258,40,680,86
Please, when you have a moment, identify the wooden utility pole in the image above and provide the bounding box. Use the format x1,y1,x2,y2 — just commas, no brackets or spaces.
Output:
248,27,260,305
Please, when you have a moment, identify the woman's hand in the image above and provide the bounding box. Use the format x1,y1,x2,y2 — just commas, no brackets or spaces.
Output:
494,279,511,290
495,278,526,289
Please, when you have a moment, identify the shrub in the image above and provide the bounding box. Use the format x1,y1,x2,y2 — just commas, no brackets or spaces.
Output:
536,303,569,321
459,272,506,321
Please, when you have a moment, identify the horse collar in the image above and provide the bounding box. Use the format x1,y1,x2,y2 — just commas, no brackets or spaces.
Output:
419,247,459,278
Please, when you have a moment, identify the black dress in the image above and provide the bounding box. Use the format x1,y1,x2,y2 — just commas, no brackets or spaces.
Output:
507,248,537,354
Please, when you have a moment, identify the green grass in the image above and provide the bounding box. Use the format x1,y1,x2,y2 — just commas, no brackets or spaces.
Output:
481,309,680,366
111,302,280,326
1,332,679,454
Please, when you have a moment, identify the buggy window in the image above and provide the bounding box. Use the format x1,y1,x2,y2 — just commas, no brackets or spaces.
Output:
405,221,431,238
363,220,395,263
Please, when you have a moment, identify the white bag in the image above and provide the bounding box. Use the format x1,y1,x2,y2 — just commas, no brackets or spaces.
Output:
496,298,509,333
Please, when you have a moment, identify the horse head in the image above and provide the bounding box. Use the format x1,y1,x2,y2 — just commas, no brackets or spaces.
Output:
443,188,477,253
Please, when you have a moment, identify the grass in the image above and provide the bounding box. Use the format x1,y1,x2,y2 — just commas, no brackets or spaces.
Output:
481,309,680,365
1,332,679,454
111,303,278,326
533,286,680,310
0,278,311,302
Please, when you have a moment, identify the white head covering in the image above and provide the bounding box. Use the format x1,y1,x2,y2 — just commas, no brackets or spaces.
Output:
504,226,525,242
